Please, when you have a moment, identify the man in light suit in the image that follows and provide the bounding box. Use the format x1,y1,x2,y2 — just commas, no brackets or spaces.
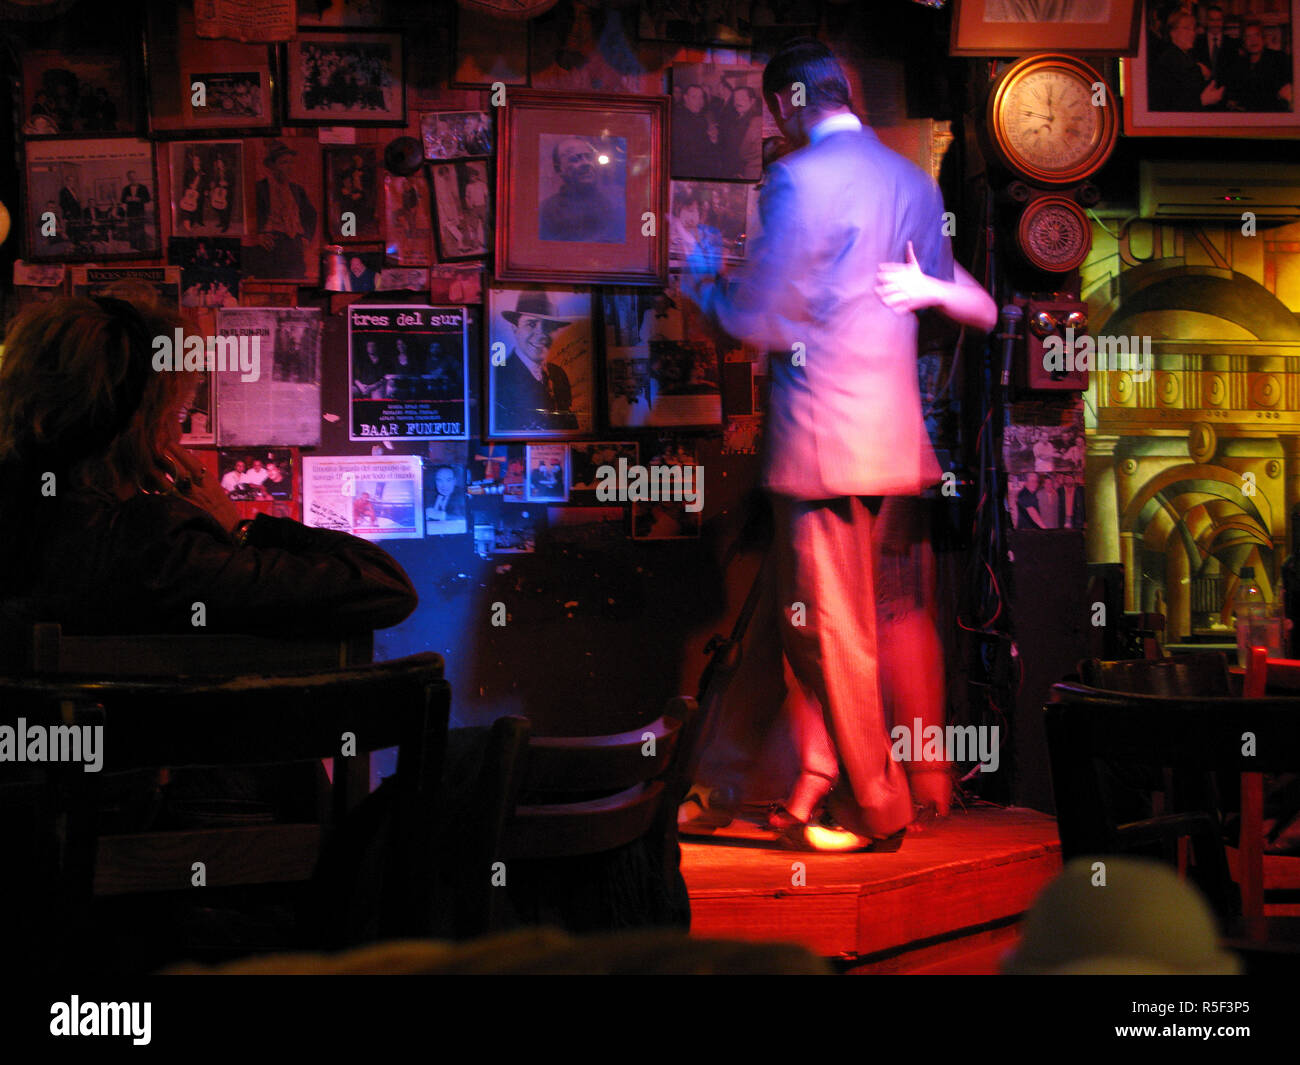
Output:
683,38,997,850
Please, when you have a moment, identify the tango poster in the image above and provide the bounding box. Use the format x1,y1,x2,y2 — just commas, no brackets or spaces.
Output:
348,304,469,442
302,454,424,541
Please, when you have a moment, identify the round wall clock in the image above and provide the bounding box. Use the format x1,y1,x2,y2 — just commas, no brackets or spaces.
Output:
987,53,1118,186
1017,195,1092,273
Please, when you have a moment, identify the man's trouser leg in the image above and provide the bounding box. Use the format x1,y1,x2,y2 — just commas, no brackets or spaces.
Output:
773,494,912,839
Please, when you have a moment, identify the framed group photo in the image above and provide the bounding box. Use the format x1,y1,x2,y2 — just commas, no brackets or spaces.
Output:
1123,0,1299,137
485,283,595,440
24,138,160,261
285,29,406,125
950,0,1142,55
495,90,669,285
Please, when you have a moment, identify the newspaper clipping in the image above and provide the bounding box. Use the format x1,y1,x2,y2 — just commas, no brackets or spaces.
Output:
303,454,424,541
214,306,322,446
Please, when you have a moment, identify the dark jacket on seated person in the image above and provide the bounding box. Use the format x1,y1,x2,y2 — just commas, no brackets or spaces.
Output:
0,492,417,654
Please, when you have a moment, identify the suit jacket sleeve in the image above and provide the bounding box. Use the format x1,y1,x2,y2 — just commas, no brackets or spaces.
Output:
904,176,955,284
699,162,807,351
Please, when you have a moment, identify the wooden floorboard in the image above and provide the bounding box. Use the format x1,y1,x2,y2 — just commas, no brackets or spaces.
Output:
682,806,1061,964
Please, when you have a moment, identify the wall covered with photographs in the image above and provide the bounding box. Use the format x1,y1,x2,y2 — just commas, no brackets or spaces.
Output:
1,0,963,735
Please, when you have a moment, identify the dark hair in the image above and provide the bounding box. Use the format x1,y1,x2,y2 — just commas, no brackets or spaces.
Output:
762,36,851,111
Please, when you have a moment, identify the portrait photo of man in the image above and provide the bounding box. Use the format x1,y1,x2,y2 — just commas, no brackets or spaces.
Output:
490,289,592,436
537,135,626,244
246,139,319,281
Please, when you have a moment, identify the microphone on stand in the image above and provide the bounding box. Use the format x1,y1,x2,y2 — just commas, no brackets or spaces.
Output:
1000,303,1023,390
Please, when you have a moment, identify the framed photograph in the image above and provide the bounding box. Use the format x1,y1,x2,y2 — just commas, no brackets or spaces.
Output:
286,29,405,125
20,49,139,137
670,63,764,180
431,160,491,262
454,7,529,87
669,180,759,264
421,110,494,160
486,283,594,439
1124,1,1299,137
950,0,1142,56
602,285,723,428
240,136,322,283
524,443,570,503
630,437,703,541
569,441,639,506
349,304,469,441
24,138,159,261
423,443,469,537
496,90,668,285
325,146,382,242
146,3,279,136
168,141,246,238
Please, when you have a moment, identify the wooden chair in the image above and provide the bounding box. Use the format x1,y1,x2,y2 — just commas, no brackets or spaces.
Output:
0,653,450,972
1045,681,1300,930
1078,651,1233,698
469,696,700,934
28,621,374,677
1239,648,1300,920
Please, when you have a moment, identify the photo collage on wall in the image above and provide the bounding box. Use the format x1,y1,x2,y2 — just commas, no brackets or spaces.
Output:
10,0,784,550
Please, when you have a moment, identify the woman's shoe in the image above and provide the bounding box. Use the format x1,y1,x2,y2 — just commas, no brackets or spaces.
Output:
677,784,736,833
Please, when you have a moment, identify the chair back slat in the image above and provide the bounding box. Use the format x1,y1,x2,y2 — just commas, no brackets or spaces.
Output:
31,622,373,678
1079,652,1232,697
520,715,682,795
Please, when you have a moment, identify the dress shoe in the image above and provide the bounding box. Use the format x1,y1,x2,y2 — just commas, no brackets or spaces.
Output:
766,803,894,853
678,783,736,833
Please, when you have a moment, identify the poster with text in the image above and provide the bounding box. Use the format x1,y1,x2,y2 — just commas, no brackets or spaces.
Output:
349,304,469,441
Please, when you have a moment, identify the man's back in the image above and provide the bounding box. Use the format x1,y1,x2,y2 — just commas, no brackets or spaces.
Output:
718,125,952,499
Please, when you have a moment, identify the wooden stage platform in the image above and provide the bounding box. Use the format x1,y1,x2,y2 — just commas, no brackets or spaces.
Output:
681,806,1062,974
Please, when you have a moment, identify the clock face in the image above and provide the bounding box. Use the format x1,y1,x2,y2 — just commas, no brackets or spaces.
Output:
990,55,1117,185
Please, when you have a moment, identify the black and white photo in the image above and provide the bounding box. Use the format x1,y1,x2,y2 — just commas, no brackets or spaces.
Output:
487,285,594,439
25,138,159,261
431,160,491,261
287,30,405,124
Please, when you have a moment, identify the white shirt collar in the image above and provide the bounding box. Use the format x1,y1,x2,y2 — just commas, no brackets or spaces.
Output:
809,112,863,144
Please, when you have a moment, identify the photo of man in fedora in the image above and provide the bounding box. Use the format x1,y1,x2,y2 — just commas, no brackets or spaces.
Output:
491,290,587,435
247,138,318,281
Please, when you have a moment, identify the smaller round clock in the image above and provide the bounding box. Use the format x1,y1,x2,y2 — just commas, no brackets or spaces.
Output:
987,53,1118,186
1017,195,1092,273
